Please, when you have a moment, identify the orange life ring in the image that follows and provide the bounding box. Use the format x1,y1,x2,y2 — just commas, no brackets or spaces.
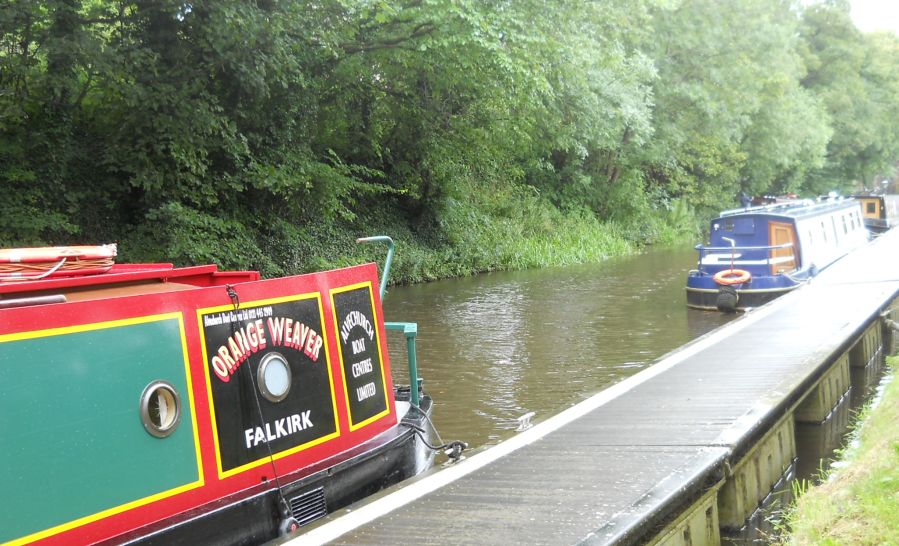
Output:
713,268,751,285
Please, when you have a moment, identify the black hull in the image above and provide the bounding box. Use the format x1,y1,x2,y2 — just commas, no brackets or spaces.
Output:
108,396,434,546
686,286,793,312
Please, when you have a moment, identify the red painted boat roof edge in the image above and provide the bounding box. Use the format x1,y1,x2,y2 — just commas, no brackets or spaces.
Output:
0,263,261,296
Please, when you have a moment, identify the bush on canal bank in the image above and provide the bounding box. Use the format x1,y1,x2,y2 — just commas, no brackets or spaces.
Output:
107,172,697,283
265,189,696,285
781,355,899,544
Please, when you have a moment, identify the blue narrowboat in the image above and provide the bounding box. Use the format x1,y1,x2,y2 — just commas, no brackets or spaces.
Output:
686,198,869,312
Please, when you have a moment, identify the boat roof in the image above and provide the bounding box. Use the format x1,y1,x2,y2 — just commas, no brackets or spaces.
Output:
852,193,899,204
0,262,260,301
717,198,860,222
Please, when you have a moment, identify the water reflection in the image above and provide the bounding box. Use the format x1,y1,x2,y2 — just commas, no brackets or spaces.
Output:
383,246,734,449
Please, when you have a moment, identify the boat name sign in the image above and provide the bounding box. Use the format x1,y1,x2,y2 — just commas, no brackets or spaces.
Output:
205,309,324,383
200,295,340,474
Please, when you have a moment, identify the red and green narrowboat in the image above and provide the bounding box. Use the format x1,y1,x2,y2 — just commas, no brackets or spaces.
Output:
0,238,438,545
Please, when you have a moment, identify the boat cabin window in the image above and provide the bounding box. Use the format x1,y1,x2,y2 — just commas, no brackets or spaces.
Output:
842,215,848,234
140,381,182,438
867,202,876,214
722,217,755,235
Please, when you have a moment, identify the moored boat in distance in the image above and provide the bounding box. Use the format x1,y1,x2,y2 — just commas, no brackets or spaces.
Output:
686,198,869,312
0,238,449,546
851,193,899,234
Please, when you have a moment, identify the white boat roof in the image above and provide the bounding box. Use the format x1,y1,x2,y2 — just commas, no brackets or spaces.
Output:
718,198,859,221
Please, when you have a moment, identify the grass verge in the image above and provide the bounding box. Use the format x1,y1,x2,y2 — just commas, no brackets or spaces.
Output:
293,186,698,285
780,354,899,545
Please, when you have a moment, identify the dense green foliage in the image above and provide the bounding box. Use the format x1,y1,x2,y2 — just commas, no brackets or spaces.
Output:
2,0,898,280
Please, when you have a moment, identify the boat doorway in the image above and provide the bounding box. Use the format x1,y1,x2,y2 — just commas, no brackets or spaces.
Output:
769,221,798,274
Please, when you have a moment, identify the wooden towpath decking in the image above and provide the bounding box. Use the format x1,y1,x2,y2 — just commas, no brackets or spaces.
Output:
278,228,899,546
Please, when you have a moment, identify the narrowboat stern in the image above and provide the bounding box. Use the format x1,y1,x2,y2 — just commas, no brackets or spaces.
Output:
1,237,455,546
851,193,899,234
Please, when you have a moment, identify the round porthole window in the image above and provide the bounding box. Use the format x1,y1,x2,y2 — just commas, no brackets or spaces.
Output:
258,352,291,403
140,381,182,438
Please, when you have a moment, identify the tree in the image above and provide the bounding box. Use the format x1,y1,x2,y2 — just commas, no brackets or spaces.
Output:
640,0,831,213
798,0,899,192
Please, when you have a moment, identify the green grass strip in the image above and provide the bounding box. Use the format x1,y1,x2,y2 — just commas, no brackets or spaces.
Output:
782,355,899,545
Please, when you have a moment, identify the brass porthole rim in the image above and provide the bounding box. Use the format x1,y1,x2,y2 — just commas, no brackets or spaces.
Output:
258,352,292,403
139,380,182,438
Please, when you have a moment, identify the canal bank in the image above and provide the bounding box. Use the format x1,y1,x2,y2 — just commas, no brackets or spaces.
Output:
782,355,899,544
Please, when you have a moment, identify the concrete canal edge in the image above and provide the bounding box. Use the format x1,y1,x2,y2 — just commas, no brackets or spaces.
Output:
641,303,897,545
273,230,899,546
275,293,794,546
639,287,899,544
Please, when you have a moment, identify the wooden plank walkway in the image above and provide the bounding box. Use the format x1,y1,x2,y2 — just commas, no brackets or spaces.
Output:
278,229,899,546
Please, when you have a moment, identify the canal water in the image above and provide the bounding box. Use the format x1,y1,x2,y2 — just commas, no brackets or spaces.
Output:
383,245,735,451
